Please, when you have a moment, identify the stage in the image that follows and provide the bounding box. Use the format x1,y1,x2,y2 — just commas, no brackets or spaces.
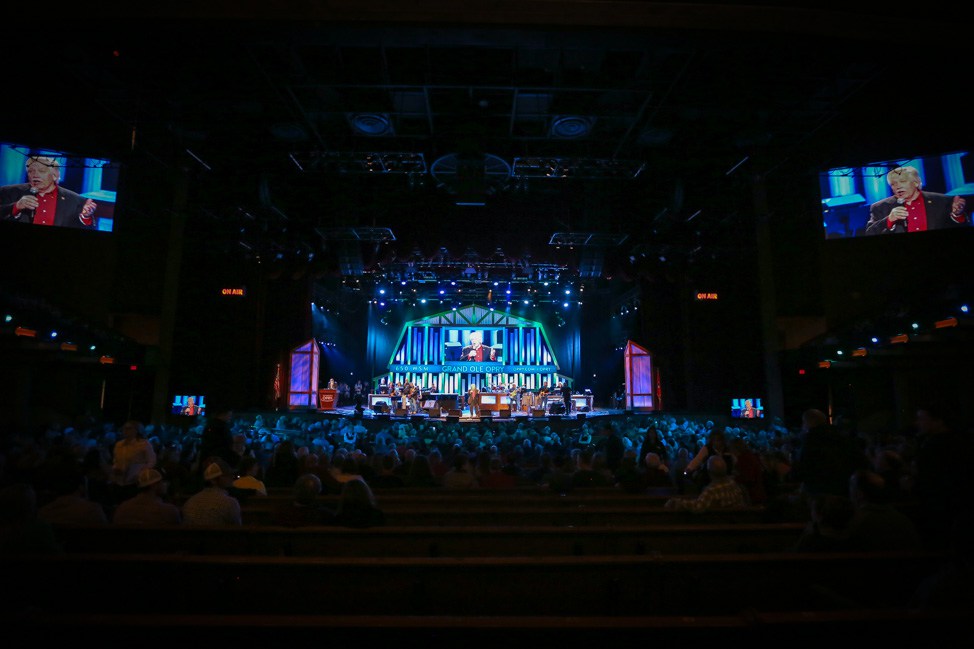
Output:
237,403,625,441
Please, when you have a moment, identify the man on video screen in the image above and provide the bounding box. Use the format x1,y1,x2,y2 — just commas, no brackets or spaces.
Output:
865,165,966,235
1,155,97,228
460,331,497,362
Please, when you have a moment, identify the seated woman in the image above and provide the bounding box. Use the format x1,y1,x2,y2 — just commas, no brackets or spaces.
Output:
333,478,385,528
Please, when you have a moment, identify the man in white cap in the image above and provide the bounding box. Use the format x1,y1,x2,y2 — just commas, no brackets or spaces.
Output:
181,458,242,526
112,468,182,526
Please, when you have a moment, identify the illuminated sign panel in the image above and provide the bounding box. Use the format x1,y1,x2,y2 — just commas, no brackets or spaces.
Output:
695,292,718,301
221,288,246,297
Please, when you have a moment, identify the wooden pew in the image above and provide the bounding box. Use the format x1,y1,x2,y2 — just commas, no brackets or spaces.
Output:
239,503,774,526
51,521,807,557
2,551,948,618
5,609,969,646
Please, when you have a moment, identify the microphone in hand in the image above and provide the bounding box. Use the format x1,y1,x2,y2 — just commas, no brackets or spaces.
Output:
20,187,39,222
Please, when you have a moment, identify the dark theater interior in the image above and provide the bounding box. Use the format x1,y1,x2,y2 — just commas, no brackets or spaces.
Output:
1,2,972,644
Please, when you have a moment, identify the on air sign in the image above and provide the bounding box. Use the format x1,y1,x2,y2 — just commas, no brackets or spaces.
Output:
695,292,718,301
221,287,247,297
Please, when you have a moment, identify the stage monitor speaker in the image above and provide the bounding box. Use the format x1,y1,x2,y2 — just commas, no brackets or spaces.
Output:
498,410,511,419
410,415,425,423
548,415,562,421
395,408,408,417
448,409,462,418
576,413,586,421
426,408,440,417
446,415,459,424
375,414,390,421
531,409,545,417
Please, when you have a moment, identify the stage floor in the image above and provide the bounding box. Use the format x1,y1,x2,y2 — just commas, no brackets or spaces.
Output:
325,405,613,423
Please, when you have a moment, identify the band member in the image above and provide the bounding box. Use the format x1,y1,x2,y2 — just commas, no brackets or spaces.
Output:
538,382,550,412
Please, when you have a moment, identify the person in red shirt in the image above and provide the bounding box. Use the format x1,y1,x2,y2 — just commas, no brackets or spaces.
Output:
1,155,97,228
460,331,496,361
865,165,966,235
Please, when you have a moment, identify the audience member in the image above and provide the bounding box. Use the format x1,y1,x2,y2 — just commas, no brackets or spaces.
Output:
793,493,854,552
181,458,242,526
441,453,479,489
0,482,64,554
793,408,864,500
846,468,922,552
112,468,182,526
233,454,268,496
110,420,157,506
908,403,972,551
271,473,336,526
333,478,385,528
665,455,748,512
36,462,109,526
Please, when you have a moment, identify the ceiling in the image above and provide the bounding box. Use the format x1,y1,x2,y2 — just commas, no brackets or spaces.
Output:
15,4,968,305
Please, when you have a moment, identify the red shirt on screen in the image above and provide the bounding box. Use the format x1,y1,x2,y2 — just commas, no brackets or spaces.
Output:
904,194,928,232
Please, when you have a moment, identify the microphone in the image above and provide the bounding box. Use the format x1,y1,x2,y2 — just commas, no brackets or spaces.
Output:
890,197,906,231
21,187,38,222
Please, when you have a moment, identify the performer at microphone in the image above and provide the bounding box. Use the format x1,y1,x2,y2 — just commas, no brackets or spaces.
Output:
865,165,966,235
460,331,497,362
0,155,98,228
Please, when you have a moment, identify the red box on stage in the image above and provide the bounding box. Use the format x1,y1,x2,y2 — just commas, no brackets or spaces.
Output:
317,389,338,410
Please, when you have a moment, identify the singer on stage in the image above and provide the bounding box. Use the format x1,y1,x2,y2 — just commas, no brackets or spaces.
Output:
0,155,97,228
865,165,966,235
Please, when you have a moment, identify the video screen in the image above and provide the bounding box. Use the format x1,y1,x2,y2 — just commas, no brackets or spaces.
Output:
0,141,119,232
443,328,503,363
731,397,764,419
819,150,972,239
172,395,206,416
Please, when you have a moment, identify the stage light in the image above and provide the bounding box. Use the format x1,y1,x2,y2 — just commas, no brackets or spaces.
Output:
961,305,969,313
379,288,386,295
523,300,529,305
836,350,843,355
89,345,96,351
420,299,427,304
50,331,58,338
911,322,919,330
565,289,570,295
871,337,879,343
562,302,569,308
439,289,445,295
4,314,11,323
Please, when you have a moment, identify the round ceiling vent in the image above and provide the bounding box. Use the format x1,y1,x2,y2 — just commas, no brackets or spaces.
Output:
550,115,593,138
349,113,393,136
430,153,512,193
